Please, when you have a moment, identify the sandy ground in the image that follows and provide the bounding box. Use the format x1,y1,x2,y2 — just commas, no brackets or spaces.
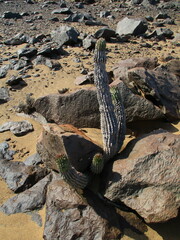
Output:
0,8,180,239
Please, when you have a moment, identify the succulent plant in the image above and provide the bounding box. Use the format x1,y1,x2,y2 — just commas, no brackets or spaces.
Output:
56,154,89,189
91,153,104,174
94,38,125,162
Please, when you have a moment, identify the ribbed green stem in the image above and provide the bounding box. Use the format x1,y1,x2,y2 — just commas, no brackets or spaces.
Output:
91,153,104,174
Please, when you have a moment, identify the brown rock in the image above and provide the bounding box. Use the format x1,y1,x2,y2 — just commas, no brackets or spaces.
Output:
105,130,180,223
37,123,102,172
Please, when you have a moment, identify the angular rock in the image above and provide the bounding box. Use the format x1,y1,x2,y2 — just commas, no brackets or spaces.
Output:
2,11,22,19
64,12,94,22
4,33,30,45
0,120,33,136
116,17,148,36
82,35,96,50
6,75,23,86
94,27,116,41
34,88,100,128
127,66,180,120
17,47,37,59
37,124,102,172
33,55,61,70
13,57,31,70
155,28,174,39
0,64,11,78
0,142,15,160
0,87,10,103
51,8,72,15
51,26,79,46
113,57,159,83
105,130,180,223
0,159,48,192
99,11,111,18
0,174,51,215
24,153,42,166
44,173,124,240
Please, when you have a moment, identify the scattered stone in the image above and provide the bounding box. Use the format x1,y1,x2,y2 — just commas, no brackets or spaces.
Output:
33,55,61,70
37,124,102,172
0,142,15,160
0,87,10,103
74,73,94,85
0,120,33,136
17,47,37,58
155,12,171,20
2,11,22,19
82,35,96,50
0,64,11,78
51,8,72,15
99,11,111,18
13,57,31,70
94,27,116,41
6,75,23,86
0,174,51,215
51,26,79,46
4,33,30,45
85,20,106,26
116,17,148,36
105,130,180,223
0,159,48,192
24,153,42,166
64,12,94,22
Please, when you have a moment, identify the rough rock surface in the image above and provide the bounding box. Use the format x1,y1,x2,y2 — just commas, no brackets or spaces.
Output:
116,17,148,36
24,152,42,166
37,123,102,172
44,173,123,240
0,87,10,103
0,174,51,215
0,159,48,192
105,130,180,223
0,141,15,160
0,120,33,136
34,86,164,127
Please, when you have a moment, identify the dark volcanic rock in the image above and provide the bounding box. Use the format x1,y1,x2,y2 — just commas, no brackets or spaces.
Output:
82,35,96,50
0,159,48,192
105,130,180,223
0,87,10,103
51,26,79,46
0,174,51,215
0,120,33,136
33,55,61,70
6,75,23,86
4,33,30,45
37,124,102,172
94,27,116,41
64,12,94,22
0,64,11,78
17,47,37,58
51,8,72,15
43,173,124,240
13,57,31,70
2,11,22,19
116,17,148,36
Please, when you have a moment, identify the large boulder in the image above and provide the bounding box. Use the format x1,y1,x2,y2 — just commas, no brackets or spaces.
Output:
43,172,145,240
104,130,180,223
127,66,180,120
116,17,148,36
37,124,102,172
34,86,164,128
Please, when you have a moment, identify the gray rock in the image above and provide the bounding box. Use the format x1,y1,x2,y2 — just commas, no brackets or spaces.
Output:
127,66,180,120
0,64,11,78
4,33,30,45
116,17,148,36
155,12,171,20
13,57,31,70
94,27,116,41
99,11,111,18
155,28,174,39
37,123,102,172
0,142,15,160
17,47,37,58
0,174,51,215
6,75,23,86
0,87,10,103
2,11,22,19
51,8,72,15
24,153,42,166
33,55,61,70
64,12,94,22
43,173,125,240
0,159,48,192
105,130,180,223
0,120,33,136
51,26,79,46
82,35,96,50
